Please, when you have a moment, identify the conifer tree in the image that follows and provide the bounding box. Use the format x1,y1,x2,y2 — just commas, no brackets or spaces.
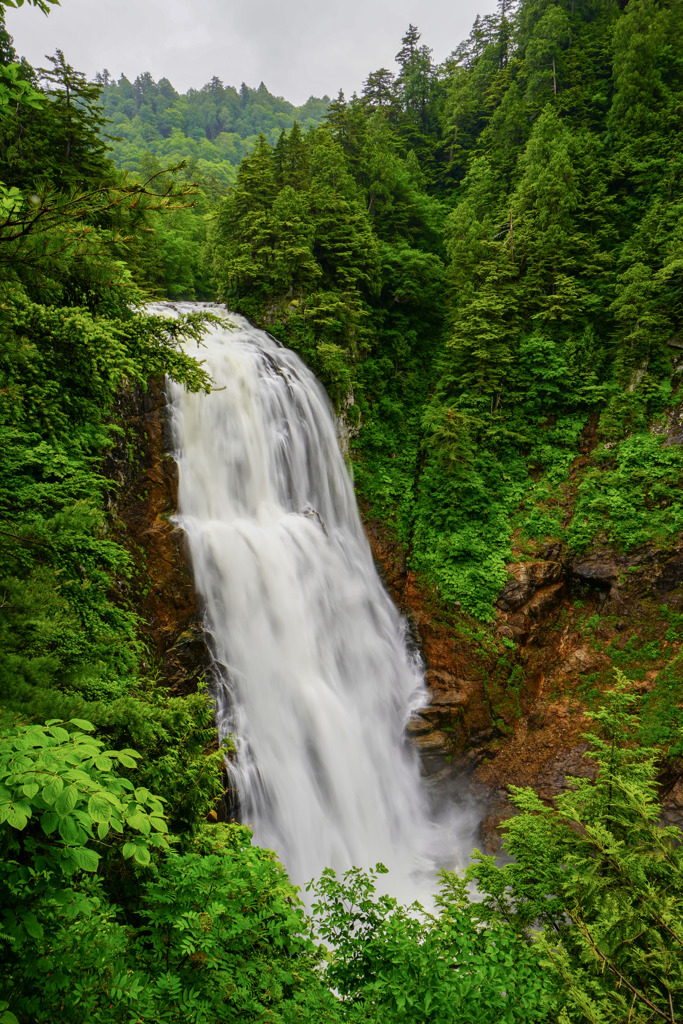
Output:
361,68,396,112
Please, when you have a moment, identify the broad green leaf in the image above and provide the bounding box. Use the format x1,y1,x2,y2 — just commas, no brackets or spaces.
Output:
47,726,70,743
70,846,100,873
132,845,151,867
62,770,95,785
41,811,59,835
21,911,43,940
69,719,95,732
7,806,28,830
42,777,64,804
87,793,112,823
98,789,123,808
148,833,169,849
126,811,150,833
97,820,110,841
58,816,84,845
55,785,78,816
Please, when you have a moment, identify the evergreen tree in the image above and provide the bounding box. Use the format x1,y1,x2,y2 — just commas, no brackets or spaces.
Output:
361,68,396,112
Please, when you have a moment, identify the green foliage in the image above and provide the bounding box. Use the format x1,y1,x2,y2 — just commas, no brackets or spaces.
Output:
0,717,165,872
0,300,213,719
639,649,683,753
211,126,381,402
135,841,339,1024
85,71,330,299
0,717,339,1024
100,72,329,176
470,677,683,1024
0,717,165,1020
569,432,683,553
309,864,556,1023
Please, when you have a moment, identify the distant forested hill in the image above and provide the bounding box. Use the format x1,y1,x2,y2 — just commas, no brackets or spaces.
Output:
90,74,329,300
99,71,329,191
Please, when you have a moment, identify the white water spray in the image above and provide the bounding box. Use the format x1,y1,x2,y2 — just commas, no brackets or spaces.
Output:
168,308,454,891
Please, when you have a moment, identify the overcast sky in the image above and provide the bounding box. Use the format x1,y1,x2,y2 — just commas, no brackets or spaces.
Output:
5,0,497,106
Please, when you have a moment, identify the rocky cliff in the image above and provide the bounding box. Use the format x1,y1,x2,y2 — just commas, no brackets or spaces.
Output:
363,455,683,850
105,378,211,694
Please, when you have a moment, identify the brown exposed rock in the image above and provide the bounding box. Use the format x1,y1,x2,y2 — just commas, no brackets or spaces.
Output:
569,542,683,607
654,552,683,598
106,378,211,695
497,560,564,611
412,729,453,753
524,582,566,618
571,551,619,586
555,646,602,676
662,779,683,830
405,712,432,736
361,500,683,853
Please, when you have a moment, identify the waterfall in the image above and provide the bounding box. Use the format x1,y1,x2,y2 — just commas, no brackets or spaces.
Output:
167,307,441,891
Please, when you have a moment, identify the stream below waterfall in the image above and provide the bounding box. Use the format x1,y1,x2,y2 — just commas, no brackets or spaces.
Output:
166,305,477,899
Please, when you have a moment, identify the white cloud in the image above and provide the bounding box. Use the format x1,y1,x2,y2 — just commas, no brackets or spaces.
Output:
6,0,497,105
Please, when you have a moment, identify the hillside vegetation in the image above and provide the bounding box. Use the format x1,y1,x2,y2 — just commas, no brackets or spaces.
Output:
209,6,683,620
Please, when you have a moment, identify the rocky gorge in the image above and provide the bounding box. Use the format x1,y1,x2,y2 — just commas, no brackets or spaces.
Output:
109,374,683,854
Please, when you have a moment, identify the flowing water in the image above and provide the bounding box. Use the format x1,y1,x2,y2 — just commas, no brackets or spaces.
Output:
167,306,470,894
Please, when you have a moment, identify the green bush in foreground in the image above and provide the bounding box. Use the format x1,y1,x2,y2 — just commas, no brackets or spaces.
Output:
1,677,682,1023
0,717,337,1024
471,677,683,1024
309,865,554,1023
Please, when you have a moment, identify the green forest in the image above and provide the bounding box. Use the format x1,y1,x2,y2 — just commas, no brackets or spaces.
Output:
99,71,329,184
1,0,683,1019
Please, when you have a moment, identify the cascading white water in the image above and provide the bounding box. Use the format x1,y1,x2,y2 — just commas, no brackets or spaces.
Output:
167,307,441,890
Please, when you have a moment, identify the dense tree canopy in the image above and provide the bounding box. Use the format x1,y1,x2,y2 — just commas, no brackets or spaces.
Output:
201,0,683,620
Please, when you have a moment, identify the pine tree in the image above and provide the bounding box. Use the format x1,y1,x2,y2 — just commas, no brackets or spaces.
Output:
273,121,309,189
212,135,279,304
361,68,396,112
511,105,604,326
524,4,571,107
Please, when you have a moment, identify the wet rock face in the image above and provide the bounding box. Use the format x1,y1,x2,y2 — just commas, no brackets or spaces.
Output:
497,560,564,611
661,760,683,829
653,401,683,446
571,552,619,587
653,552,683,599
363,503,683,852
569,543,683,607
106,378,211,695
